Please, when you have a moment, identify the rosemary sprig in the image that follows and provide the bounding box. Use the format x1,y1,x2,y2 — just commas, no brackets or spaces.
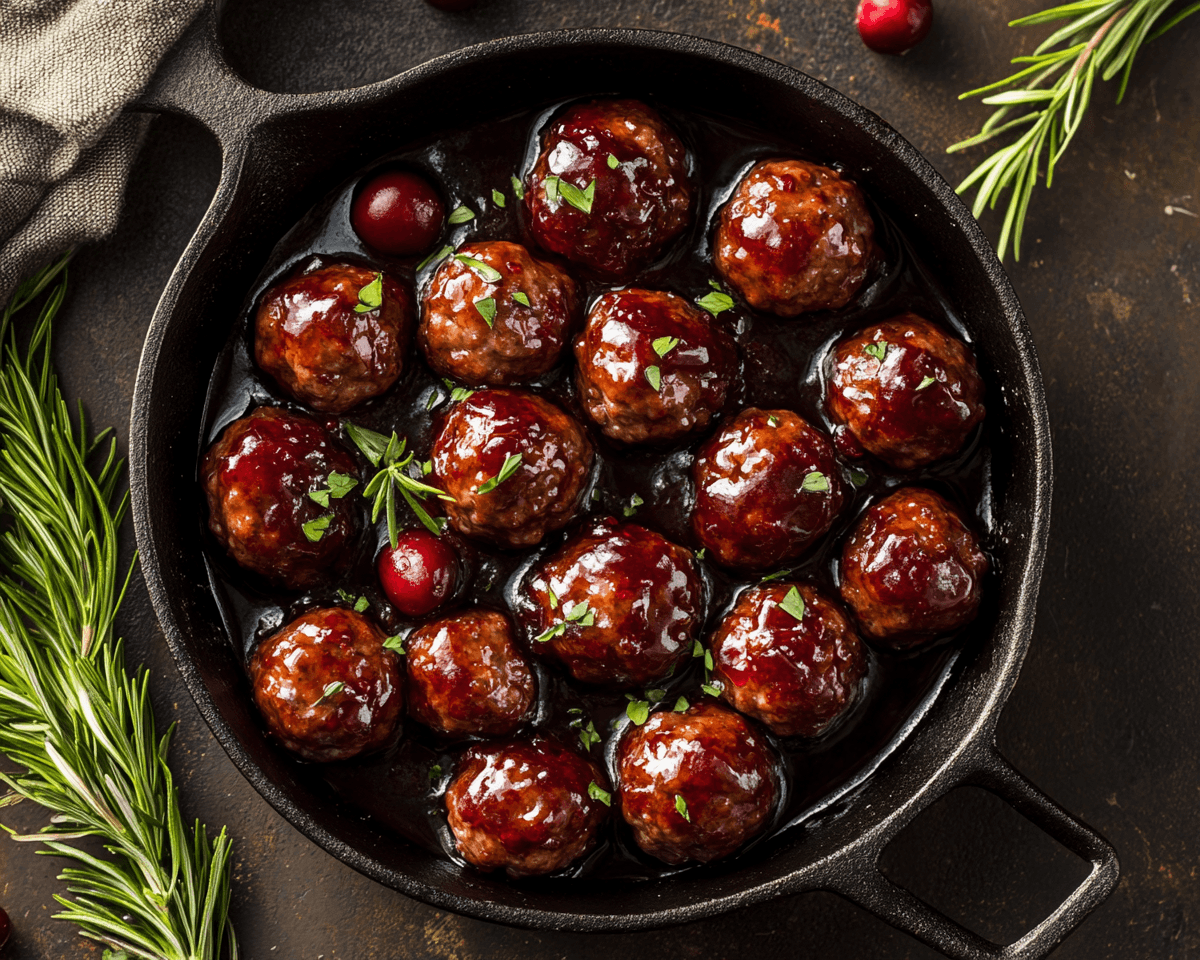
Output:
949,0,1200,262
345,423,454,547
0,257,237,959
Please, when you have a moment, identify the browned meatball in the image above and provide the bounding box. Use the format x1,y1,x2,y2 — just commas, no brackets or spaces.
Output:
250,607,402,762
445,736,610,878
254,262,412,413
827,314,986,469
419,241,579,386
691,408,846,572
405,609,535,737
201,407,359,590
525,99,692,278
711,583,866,737
431,388,593,549
574,288,739,444
715,159,875,317
525,519,703,689
840,488,989,648
617,702,778,865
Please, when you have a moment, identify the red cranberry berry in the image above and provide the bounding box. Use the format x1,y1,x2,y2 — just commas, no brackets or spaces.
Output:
0,906,10,950
424,0,479,12
856,0,934,55
351,170,445,257
378,530,458,617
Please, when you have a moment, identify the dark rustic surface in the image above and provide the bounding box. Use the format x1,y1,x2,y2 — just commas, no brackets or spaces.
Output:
1,0,1198,957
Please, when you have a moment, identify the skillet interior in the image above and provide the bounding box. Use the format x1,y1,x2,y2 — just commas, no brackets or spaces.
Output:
130,28,1051,932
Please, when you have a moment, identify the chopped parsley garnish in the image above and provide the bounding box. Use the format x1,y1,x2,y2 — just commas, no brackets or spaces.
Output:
544,175,561,204
625,698,650,726
700,682,722,698
492,188,506,208
450,386,475,402
454,253,502,282
338,589,369,613
474,296,498,327
778,585,806,622
606,153,620,170
577,719,601,752
849,467,869,488
801,471,831,493
692,640,705,658
696,290,734,315
301,515,331,542
644,365,662,391
383,635,406,655
510,175,525,199
354,272,383,313
760,568,794,583
447,205,475,224
623,493,644,517
429,763,443,782
767,414,780,427
917,375,937,391
416,244,454,271
547,584,559,609
704,649,714,672
309,470,358,508
673,696,690,713
422,460,433,475
313,681,344,706
426,390,439,411
652,335,680,357
512,291,531,307
588,781,612,806
534,599,595,642
674,794,691,822
863,341,889,362
695,547,706,559
591,488,601,502
477,453,523,494
645,688,667,702
558,178,597,214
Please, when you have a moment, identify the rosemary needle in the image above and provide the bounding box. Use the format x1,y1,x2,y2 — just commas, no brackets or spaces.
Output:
948,0,1200,262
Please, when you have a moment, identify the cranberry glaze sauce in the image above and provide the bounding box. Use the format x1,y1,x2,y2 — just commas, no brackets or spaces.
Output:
199,100,1003,882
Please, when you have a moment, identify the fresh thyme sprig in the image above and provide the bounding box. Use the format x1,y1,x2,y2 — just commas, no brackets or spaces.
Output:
0,257,237,959
949,0,1200,262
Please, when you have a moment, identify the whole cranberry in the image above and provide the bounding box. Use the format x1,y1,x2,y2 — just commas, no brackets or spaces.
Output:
351,170,445,256
856,0,934,55
0,906,10,949
378,530,458,617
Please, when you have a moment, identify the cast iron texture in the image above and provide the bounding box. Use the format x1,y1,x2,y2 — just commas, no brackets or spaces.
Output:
126,5,1115,958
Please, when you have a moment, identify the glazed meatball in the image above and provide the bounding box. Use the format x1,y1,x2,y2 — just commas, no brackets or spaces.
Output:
575,288,739,444
250,607,402,762
617,702,778,865
405,610,535,737
525,519,703,689
445,737,610,878
715,159,875,316
691,408,846,571
526,99,692,278
254,262,412,413
431,388,593,549
711,583,865,737
827,314,986,469
840,487,989,648
202,407,359,590
420,241,579,386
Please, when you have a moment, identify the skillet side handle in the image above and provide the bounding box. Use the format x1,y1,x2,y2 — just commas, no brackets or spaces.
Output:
827,745,1119,960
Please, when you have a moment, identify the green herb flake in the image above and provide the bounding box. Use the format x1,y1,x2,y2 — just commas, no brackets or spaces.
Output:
700,682,722,698
623,493,644,518
447,205,475,225
652,335,681,357
673,696,690,713
626,699,650,726
695,547,706,559
558,178,596,214
417,244,454,271
645,688,667,702
801,471,831,493
353,596,369,613
591,488,601,502
314,680,344,706
328,471,357,499
565,599,592,623
547,584,559,610
696,290,734,315
704,649,714,672
535,622,566,643
422,460,433,475
478,453,523,494
674,794,691,822
383,635,406,655
426,390,439,410
849,467,869,488
308,488,331,508
474,296,498,327
302,515,332,542
354,272,384,313
863,341,889,362
779,585,806,622
429,763,443,782
512,291,531,307
692,640,705,658
578,720,601,752
511,175,526,199
607,153,620,170
760,567,794,583
450,386,475,402
568,707,583,716
588,781,612,806
644,365,662,392
544,175,561,204
767,415,780,427
917,375,937,391
492,188,506,208
455,253,503,282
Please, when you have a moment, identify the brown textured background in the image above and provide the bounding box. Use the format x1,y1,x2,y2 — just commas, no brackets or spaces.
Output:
1,0,1198,957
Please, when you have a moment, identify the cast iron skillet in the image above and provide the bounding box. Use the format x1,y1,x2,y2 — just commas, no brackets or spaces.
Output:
129,3,1119,957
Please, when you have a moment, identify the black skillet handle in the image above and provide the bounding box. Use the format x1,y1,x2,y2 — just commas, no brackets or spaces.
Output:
827,744,1119,960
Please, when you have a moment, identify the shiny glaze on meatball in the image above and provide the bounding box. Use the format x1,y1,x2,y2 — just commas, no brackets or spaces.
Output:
827,314,986,469
574,288,739,444
431,388,594,549
526,99,692,278
201,407,359,590
525,519,703,689
711,583,866,737
250,607,402,762
254,262,412,413
840,487,989,648
617,701,779,865
691,408,846,571
715,159,875,316
445,736,610,877
419,241,579,386
405,609,535,737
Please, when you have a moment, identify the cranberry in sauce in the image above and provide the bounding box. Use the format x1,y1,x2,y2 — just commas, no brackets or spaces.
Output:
254,262,412,414
377,530,458,617
840,487,988,648
526,99,692,279
351,169,445,256
202,407,359,590
445,736,610,877
617,701,779,865
250,607,402,762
